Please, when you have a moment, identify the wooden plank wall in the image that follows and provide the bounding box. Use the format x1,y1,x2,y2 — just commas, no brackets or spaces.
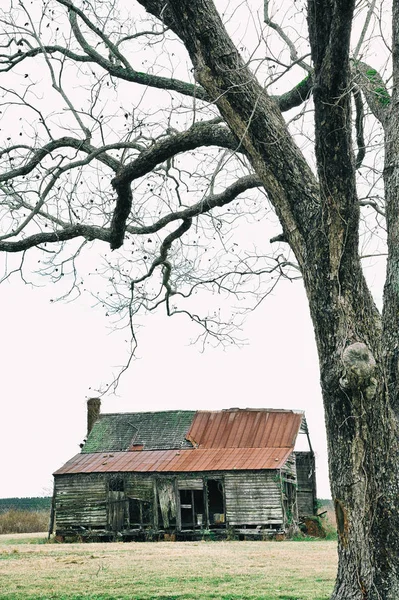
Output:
224,471,283,525
125,473,153,501
295,452,317,516
55,468,299,531
177,478,203,490
55,473,107,528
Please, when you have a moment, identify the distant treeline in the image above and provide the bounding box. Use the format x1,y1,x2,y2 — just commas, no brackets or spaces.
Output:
0,497,51,513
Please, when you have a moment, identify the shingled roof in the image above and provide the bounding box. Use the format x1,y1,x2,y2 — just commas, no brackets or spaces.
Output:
82,410,196,453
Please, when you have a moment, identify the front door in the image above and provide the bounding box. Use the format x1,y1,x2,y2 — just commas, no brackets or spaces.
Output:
107,475,126,532
108,491,126,532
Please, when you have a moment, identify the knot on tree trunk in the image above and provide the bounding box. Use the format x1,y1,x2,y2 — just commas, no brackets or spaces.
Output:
340,342,377,400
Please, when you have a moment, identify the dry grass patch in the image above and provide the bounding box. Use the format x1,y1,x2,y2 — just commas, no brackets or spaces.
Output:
0,510,49,534
0,537,337,600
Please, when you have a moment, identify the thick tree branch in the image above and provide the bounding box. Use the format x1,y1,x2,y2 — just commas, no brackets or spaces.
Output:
0,45,91,71
307,0,359,279
1,42,208,99
55,0,211,101
110,120,241,249
133,218,192,285
270,232,287,244
137,0,319,269
127,174,262,235
352,61,390,127
353,85,366,169
0,224,110,252
277,74,313,112
1,40,313,113
0,174,261,252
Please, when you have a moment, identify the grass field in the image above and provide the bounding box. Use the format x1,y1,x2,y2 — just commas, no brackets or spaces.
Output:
0,533,337,600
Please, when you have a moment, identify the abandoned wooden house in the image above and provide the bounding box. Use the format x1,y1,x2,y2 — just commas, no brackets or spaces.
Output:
51,401,317,540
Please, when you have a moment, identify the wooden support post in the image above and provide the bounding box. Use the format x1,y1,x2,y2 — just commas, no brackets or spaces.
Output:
191,490,195,530
175,479,182,532
204,477,210,529
221,476,227,528
48,483,56,539
139,500,143,529
153,479,159,532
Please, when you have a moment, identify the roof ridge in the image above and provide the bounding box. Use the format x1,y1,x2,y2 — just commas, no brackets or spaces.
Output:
98,409,196,417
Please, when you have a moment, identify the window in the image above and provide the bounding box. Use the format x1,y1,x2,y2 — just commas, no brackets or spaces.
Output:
129,498,151,526
109,475,125,492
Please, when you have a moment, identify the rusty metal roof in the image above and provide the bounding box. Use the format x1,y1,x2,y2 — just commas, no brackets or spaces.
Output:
54,408,304,476
186,409,303,449
54,446,293,475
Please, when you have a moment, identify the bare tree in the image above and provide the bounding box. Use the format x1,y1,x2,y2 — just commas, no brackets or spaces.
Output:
0,0,398,597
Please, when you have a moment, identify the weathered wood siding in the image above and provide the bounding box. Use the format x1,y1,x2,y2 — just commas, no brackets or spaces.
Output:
224,471,283,525
125,473,153,501
157,478,177,528
177,478,203,490
295,451,317,516
55,473,107,528
55,468,296,532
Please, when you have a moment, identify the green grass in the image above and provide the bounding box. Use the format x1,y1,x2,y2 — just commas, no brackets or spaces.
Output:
0,536,337,600
0,536,49,545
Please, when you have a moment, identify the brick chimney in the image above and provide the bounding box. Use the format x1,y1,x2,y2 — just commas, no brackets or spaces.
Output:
87,398,101,436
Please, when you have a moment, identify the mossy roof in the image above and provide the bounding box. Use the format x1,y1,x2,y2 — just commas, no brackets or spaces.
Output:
82,410,196,453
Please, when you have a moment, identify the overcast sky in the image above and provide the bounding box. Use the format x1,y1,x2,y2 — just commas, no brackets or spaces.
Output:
1,263,332,499
1,0,388,504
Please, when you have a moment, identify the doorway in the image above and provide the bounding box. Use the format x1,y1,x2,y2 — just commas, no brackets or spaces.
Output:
179,489,205,529
107,475,126,532
207,479,225,527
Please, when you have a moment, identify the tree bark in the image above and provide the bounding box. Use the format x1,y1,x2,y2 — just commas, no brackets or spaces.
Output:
304,245,399,600
136,1,399,597
307,2,399,594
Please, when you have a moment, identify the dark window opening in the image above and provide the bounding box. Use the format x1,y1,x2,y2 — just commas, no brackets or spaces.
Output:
207,479,225,527
109,475,125,492
282,479,296,526
129,498,151,527
180,489,204,529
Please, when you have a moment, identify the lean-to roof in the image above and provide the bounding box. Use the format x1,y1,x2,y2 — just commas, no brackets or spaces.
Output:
54,446,294,474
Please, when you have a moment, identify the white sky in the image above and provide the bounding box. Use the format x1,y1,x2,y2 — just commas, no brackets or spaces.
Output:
0,0,389,504
0,267,331,499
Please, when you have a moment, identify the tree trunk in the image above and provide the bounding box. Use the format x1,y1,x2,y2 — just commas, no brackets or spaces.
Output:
304,260,399,599
137,1,399,596
306,2,399,595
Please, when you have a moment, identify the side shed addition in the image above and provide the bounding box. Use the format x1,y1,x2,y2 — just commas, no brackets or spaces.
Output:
52,404,317,540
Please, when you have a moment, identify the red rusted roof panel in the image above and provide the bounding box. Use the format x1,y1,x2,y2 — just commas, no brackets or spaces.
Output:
186,409,302,449
54,409,303,477
53,446,293,475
